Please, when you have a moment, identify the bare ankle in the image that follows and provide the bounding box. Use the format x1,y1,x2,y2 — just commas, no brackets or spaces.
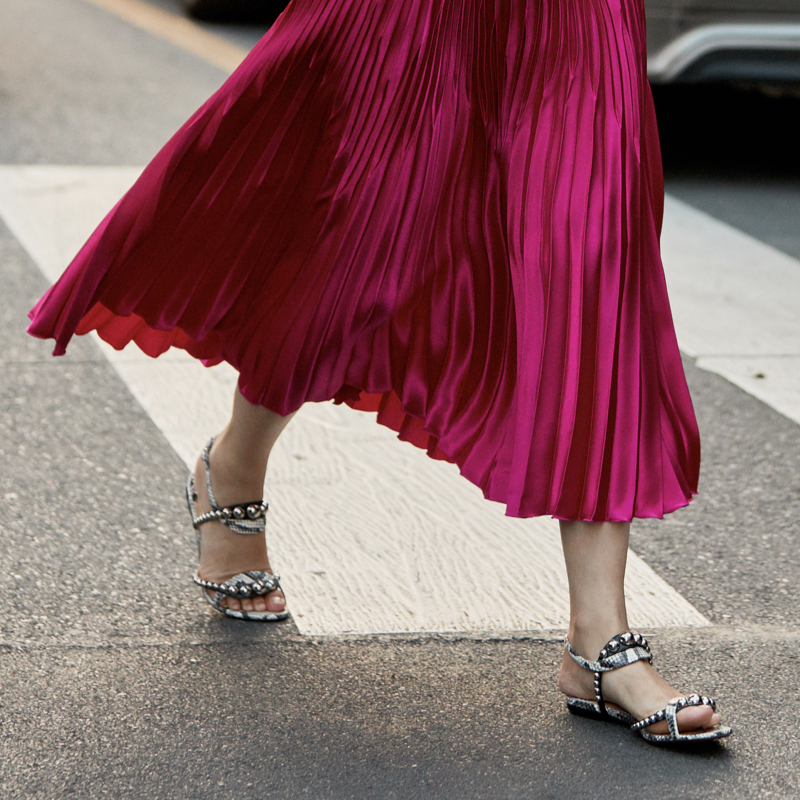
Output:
568,617,629,658
207,434,268,499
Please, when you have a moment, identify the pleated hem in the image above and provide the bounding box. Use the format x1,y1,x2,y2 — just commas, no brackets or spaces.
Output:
28,305,696,524
336,386,696,523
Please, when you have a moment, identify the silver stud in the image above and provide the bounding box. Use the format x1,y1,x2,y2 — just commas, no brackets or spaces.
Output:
633,633,642,644
233,507,245,519
247,505,259,519
621,632,633,644
222,508,232,519
599,649,608,659
607,640,619,652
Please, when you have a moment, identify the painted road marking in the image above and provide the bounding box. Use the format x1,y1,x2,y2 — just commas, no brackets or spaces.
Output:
0,165,710,635
661,196,800,427
82,0,249,72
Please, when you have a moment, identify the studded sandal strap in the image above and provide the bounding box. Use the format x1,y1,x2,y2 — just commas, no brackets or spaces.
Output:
191,499,268,530
565,632,653,717
188,437,269,536
630,694,717,737
564,640,605,673
193,570,281,599
564,632,652,674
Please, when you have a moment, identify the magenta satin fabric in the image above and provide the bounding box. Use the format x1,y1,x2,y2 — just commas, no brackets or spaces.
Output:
28,0,700,521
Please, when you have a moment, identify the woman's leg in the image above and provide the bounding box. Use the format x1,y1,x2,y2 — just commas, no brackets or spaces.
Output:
557,520,722,734
193,388,297,613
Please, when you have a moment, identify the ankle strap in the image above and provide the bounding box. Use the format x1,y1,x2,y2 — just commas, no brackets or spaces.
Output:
190,437,268,536
564,631,652,673
565,632,653,718
202,437,221,510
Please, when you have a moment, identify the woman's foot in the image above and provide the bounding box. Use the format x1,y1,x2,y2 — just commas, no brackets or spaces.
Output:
192,435,286,616
557,627,722,736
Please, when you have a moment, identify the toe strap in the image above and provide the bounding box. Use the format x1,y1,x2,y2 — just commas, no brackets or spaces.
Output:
194,570,281,598
631,694,717,739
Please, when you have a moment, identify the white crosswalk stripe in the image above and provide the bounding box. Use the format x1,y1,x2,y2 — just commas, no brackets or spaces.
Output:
661,195,800,427
0,165,721,635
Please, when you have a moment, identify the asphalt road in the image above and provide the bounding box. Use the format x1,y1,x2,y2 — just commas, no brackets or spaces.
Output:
2,1,800,798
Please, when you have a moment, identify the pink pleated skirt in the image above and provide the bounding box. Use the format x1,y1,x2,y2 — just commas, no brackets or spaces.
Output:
28,0,700,522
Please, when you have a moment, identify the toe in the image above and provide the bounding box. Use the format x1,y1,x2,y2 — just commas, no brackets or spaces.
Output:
251,595,266,612
204,588,242,611
646,702,718,736
243,590,285,613
677,703,717,732
265,590,285,613
684,706,717,734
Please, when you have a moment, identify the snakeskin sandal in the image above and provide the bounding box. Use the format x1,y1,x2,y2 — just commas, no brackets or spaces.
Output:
564,632,732,744
186,437,289,622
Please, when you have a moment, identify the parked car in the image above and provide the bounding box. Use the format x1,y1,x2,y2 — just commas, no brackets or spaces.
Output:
646,0,800,83
180,0,800,85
